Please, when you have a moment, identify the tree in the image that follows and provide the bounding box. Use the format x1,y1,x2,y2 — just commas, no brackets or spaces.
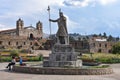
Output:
78,37,81,41
107,35,113,41
93,34,98,37
83,37,87,41
112,42,120,54
69,36,75,42
99,33,102,37
103,32,107,38
116,37,119,41
10,50,19,57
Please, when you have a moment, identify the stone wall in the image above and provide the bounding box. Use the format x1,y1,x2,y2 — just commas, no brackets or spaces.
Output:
13,66,113,75
89,41,115,53
0,39,33,49
0,19,43,50
19,28,42,38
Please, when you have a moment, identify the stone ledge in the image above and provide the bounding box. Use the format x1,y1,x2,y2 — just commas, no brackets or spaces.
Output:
13,66,113,75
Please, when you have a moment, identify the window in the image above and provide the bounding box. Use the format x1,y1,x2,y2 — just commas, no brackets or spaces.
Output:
30,42,32,45
0,41,2,45
16,42,18,45
105,44,107,48
93,43,95,47
8,41,11,45
56,55,61,61
98,49,102,53
24,42,26,45
67,55,71,61
99,43,101,47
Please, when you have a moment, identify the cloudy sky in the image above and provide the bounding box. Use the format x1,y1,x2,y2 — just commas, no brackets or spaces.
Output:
0,0,120,37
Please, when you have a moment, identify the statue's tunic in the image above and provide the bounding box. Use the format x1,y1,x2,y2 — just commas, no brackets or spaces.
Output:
57,17,68,37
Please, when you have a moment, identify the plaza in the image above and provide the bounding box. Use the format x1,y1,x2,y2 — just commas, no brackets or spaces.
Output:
0,1,120,80
0,63,120,80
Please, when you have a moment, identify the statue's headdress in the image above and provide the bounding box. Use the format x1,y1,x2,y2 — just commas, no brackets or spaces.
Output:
59,9,63,16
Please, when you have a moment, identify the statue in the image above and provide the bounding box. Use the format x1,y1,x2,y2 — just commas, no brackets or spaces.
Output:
43,7,82,68
49,9,69,45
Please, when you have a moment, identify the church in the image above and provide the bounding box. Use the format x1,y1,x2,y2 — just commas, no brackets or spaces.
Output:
0,18,43,50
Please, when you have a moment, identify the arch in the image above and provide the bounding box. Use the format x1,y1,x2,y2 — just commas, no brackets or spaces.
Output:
98,49,102,53
108,50,112,53
30,33,34,40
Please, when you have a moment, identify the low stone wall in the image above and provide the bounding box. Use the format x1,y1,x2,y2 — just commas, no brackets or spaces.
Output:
13,66,113,75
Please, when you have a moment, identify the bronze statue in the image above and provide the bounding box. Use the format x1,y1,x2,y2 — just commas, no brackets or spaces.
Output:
49,10,69,44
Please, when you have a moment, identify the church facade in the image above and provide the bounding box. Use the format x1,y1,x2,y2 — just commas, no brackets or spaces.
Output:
0,18,43,50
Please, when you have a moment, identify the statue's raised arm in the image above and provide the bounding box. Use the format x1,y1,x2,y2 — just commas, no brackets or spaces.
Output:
49,19,58,22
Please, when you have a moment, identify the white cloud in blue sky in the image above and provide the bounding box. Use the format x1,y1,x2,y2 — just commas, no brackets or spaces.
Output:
0,0,120,37
63,0,117,7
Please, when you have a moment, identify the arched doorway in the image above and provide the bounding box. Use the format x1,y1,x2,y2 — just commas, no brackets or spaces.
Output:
30,33,34,40
98,49,102,53
108,50,112,53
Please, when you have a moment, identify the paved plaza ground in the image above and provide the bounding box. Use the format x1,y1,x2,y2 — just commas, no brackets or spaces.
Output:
0,63,120,80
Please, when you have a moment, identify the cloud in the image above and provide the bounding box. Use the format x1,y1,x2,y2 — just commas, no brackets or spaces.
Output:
0,0,65,19
0,24,14,31
0,0,65,30
63,0,117,7
98,0,117,5
104,20,120,29
65,15,80,33
100,19,120,36
63,0,94,7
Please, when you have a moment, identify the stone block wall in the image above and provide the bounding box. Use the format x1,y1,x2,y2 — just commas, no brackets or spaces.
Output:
13,66,113,75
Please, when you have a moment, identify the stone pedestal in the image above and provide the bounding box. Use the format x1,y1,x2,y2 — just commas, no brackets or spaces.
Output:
43,44,82,67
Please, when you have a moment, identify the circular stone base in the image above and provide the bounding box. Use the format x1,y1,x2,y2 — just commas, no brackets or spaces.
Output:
13,66,113,75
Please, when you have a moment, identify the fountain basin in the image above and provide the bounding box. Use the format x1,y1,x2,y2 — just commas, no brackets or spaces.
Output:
13,65,113,75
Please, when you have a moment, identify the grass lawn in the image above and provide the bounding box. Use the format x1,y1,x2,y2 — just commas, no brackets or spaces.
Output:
81,53,120,63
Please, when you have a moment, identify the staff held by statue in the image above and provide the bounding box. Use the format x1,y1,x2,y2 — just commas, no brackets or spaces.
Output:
47,6,51,37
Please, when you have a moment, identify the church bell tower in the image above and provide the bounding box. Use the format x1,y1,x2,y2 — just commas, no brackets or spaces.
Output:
16,18,24,36
36,21,43,34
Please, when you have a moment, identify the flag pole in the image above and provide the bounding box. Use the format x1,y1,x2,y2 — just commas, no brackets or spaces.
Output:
47,6,51,38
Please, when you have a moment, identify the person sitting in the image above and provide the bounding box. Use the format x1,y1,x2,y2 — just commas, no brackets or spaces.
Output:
19,56,23,65
6,56,16,70
19,56,26,66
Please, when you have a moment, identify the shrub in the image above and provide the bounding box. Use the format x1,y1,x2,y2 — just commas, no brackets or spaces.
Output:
20,49,29,53
27,57,40,61
82,53,120,64
1,57,11,62
38,54,43,61
112,42,120,54
10,50,19,57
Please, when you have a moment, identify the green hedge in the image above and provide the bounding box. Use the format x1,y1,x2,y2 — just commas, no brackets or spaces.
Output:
95,58,120,63
81,53,120,64
0,57,11,62
27,56,43,62
0,56,43,62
